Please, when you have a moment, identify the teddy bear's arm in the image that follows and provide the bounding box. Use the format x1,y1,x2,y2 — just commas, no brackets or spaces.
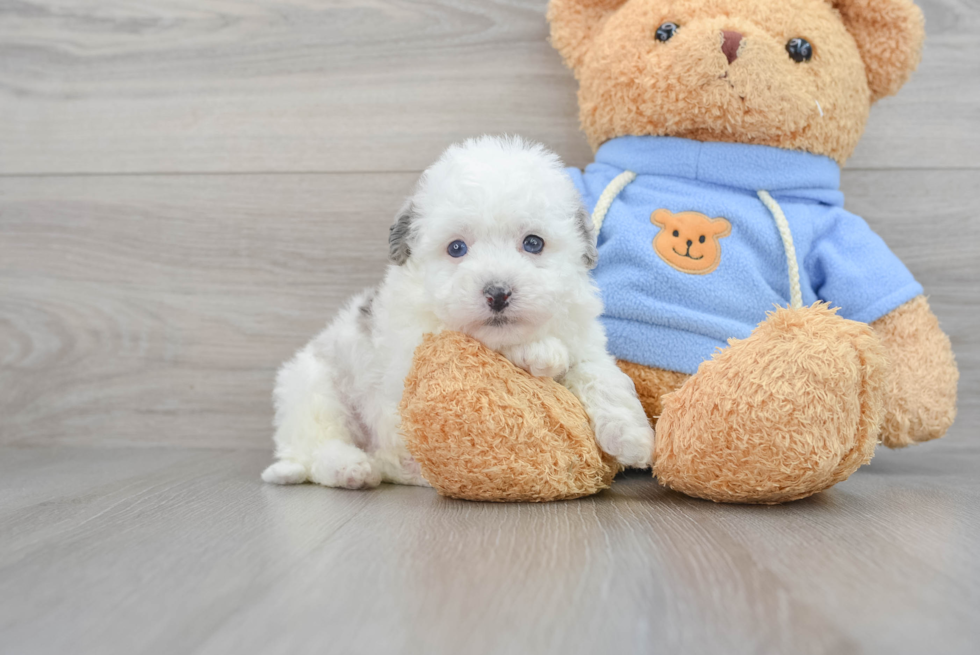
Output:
870,295,958,448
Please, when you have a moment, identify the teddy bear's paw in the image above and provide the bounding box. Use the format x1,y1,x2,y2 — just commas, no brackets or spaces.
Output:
594,411,655,469
501,337,570,379
655,304,887,504
308,441,382,490
871,296,959,448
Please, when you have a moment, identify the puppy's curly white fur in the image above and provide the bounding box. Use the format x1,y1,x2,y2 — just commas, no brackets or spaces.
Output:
262,136,654,488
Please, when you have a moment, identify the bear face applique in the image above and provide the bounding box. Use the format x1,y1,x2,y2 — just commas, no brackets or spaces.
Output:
651,208,731,275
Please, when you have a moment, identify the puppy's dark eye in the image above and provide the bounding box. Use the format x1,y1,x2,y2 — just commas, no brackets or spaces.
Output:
523,235,544,254
655,22,679,42
447,240,467,258
672,230,679,237
786,38,813,63
699,235,706,243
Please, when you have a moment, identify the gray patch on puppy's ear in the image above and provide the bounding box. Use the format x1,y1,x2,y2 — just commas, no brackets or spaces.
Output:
388,200,416,265
575,205,599,269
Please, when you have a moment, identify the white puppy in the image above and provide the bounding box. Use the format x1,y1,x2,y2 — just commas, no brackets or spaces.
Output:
262,136,654,489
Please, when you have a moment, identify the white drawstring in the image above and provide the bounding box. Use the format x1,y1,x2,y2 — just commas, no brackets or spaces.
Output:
757,190,803,309
591,170,636,233
590,174,803,310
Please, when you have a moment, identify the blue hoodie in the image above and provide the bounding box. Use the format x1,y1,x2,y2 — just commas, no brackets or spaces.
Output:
567,136,922,375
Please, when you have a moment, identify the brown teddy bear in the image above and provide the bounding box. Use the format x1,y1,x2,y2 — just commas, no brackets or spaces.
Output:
399,0,959,503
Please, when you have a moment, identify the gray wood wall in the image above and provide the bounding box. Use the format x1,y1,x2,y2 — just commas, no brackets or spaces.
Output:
1,0,977,450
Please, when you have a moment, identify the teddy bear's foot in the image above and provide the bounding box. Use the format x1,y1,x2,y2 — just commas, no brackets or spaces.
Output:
655,303,888,504
399,331,619,502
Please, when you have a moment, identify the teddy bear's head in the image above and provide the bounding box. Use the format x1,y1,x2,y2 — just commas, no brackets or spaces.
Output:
548,0,924,163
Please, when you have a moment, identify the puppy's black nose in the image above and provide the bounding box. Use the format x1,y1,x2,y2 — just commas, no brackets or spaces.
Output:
686,239,693,247
484,285,511,313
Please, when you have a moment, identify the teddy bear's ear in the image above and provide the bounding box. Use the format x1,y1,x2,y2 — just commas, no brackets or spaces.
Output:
710,218,732,237
548,0,629,71
651,208,672,227
831,0,925,102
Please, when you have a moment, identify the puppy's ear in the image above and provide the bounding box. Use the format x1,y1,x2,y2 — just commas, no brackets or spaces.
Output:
548,0,629,72
831,0,925,102
388,200,417,265
575,206,599,269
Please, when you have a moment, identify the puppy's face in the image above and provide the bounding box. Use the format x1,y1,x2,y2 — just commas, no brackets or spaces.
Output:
389,137,597,350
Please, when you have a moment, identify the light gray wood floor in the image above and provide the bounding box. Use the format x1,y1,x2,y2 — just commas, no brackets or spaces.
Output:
1,442,978,655
1,1,978,654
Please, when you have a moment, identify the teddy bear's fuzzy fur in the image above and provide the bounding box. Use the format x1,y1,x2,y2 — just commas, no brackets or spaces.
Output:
869,296,959,448
548,0,925,164
621,295,960,454
654,303,887,504
543,0,957,503
400,0,958,504
401,331,619,502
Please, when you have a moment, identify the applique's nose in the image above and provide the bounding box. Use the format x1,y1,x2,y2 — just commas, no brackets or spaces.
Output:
722,30,742,64
686,239,693,247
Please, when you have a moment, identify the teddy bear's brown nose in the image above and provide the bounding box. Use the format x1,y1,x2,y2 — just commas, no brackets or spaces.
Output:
722,31,743,64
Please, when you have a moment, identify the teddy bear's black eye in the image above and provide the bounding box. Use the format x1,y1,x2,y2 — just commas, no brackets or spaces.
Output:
672,229,680,237
786,38,813,63
655,23,679,42
699,235,706,243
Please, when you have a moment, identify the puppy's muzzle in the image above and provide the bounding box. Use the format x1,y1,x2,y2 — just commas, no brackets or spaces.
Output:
483,284,512,313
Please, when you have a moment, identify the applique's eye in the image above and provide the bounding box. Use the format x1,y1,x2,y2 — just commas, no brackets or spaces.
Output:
655,23,679,42
786,38,813,63
523,235,544,254
672,230,680,237
699,235,706,243
448,240,468,257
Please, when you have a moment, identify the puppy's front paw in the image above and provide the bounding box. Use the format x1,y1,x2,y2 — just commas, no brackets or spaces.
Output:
594,413,655,469
502,338,570,379
309,441,382,489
